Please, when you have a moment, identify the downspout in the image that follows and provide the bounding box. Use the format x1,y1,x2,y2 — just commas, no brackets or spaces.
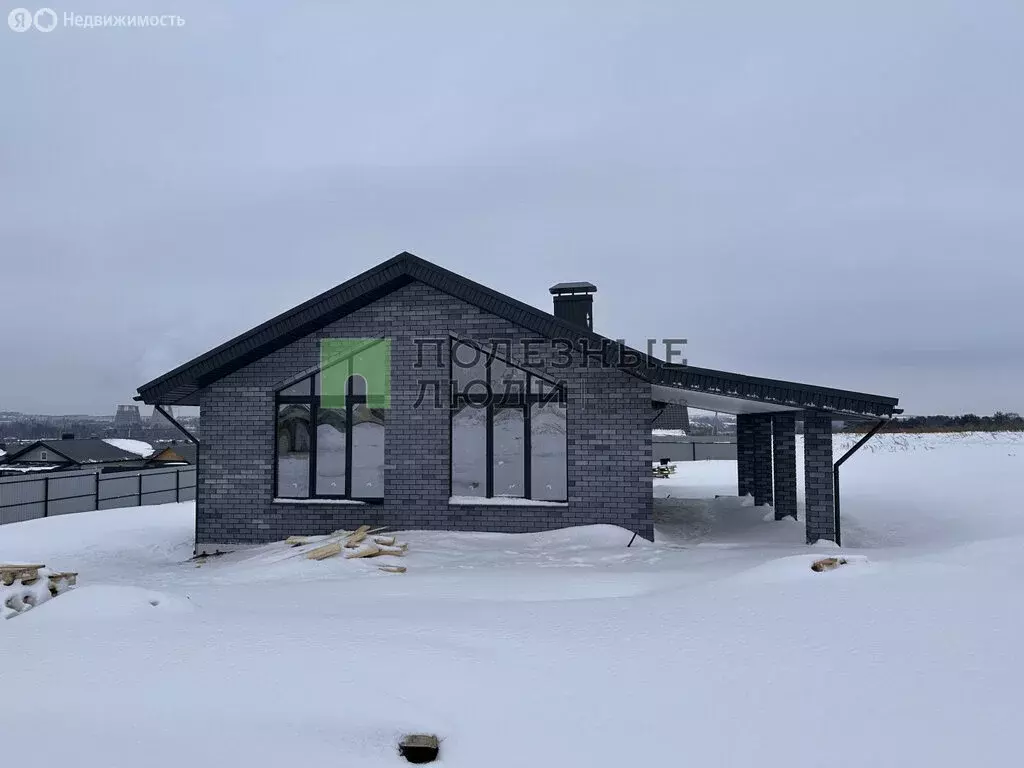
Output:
832,417,889,546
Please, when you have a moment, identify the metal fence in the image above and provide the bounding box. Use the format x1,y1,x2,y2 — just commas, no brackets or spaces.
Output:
0,465,196,526
652,435,738,462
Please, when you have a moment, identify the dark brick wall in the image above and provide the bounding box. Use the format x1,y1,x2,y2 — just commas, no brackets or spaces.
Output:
771,413,797,520
736,414,756,497
751,414,774,506
803,410,835,543
195,281,652,552
652,404,690,431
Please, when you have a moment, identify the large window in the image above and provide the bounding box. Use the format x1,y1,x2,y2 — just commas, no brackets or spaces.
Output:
275,364,386,501
450,340,567,501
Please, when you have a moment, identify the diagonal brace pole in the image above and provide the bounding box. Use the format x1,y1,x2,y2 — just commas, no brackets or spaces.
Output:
832,418,888,546
155,404,200,445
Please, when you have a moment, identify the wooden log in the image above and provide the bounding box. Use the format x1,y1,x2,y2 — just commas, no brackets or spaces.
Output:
811,557,847,572
286,535,322,546
1,568,42,586
375,544,407,556
306,541,343,561
378,565,406,574
46,572,78,596
372,535,396,546
342,542,381,559
399,734,439,763
1,564,44,587
344,525,372,547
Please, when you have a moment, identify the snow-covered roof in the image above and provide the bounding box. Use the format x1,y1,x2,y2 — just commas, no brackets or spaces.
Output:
102,439,155,458
3,439,154,465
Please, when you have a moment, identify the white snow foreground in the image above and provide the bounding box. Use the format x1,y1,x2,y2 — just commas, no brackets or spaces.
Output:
0,432,1023,766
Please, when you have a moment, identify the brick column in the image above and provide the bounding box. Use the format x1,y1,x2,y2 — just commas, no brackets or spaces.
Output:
772,412,797,520
736,414,756,498
751,414,773,506
803,410,835,543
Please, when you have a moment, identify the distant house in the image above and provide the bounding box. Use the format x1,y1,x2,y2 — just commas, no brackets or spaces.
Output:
0,438,154,475
145,443,197,467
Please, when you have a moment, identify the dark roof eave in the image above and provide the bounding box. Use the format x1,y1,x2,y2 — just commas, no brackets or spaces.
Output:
652,364,899,418
137,257,416,403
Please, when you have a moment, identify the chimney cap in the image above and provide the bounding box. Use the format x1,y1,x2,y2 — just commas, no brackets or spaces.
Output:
549,281,597,295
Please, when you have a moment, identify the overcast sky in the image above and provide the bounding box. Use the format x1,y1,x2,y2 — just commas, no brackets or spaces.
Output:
2,0,1022,416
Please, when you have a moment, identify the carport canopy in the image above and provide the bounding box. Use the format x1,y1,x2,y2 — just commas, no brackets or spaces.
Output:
651,364,900,420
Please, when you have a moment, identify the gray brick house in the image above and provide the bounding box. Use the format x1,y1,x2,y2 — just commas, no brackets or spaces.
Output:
137,252,899,554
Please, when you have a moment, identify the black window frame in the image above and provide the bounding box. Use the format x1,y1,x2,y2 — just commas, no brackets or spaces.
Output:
273,368,385,503
449,338,568,501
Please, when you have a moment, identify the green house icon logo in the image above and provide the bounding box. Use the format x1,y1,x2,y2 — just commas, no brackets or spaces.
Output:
319,338,391,409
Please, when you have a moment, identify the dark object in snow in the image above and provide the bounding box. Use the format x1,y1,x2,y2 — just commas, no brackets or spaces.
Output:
399,734,439,764
811,557,848,572
652,459,676,478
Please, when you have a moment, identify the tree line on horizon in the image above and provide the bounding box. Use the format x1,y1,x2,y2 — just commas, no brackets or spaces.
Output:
842,412,1024,433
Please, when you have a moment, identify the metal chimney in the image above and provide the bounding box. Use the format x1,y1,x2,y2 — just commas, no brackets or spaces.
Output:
549,282,597,331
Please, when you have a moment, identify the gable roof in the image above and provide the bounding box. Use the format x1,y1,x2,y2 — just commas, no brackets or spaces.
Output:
148,443,197,464
136,251,900,419
3,439,148,465
136,252,624,406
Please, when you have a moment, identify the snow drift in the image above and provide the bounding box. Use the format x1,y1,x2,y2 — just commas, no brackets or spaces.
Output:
0,432,1021,767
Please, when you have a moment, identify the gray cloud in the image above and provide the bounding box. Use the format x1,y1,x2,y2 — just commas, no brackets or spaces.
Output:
2,0,1022,415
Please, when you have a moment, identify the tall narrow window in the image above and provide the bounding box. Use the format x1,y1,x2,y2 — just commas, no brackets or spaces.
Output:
493,408,525,497
274,353,387,501
452,402,487,496
351,404,385,498
530,401,567,501
276,403,311,498
315,407,347,496
449,339,567,501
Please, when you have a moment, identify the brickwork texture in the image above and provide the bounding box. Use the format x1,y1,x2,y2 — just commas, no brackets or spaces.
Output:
771,412,798,520
196,281,652,551
803,410,836,543
735,414,756,498
751,414,774,507
652,404,690,431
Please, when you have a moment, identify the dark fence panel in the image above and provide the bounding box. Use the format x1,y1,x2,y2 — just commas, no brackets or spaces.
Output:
0,465,196,526
0,476,46,522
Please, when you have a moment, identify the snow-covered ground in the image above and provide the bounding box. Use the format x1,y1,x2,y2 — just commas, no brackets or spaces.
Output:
1,432,1022,767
